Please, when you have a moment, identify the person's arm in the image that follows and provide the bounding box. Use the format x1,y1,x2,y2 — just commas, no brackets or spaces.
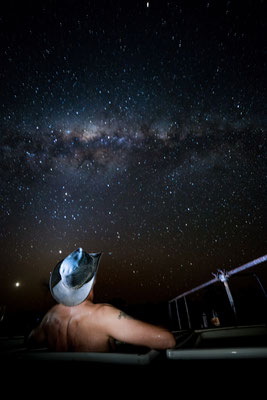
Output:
26,322,47,349
102,305,176,350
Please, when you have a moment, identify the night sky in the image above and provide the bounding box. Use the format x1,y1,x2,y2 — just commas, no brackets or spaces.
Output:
0,0,266,313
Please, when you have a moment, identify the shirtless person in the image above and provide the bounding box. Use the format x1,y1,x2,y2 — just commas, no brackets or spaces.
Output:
28,248,175,352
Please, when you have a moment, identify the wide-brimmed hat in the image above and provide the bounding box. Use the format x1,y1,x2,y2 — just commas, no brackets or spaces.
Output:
49,248,102,306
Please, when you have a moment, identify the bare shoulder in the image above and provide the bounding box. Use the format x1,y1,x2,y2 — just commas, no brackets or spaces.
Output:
38,304,71,329
93,303,117,316
44,304,68,319
77,302,115,319
96,303,132,319
45,303,63,315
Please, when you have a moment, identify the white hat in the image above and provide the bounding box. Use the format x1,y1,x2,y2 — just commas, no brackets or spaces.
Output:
49,248,102,306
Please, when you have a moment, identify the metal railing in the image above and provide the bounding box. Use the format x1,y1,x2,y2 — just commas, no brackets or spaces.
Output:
168,255,267,330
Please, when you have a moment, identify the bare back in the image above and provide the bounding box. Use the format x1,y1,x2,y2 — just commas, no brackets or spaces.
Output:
28,300,175,352
32,302,115,352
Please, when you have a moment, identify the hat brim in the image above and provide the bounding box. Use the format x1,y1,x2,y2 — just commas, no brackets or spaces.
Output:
49,258,98,307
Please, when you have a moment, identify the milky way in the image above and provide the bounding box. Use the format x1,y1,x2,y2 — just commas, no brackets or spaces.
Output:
0,0,266,310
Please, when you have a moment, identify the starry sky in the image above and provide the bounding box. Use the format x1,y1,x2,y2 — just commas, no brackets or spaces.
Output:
0,0,266,312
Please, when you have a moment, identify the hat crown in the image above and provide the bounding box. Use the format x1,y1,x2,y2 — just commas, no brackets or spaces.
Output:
49,248,102,306
60,248,95,289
